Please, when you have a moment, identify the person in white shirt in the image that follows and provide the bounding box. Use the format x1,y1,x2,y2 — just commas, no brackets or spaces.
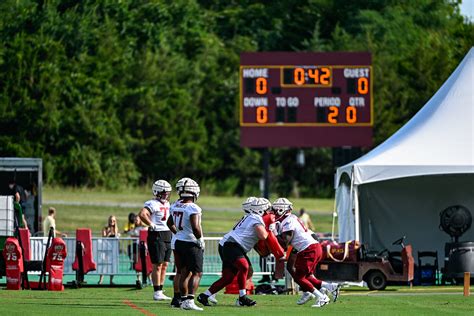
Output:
139,180,172,301
198,197,270,308
167,178,204,311
273,198,341,308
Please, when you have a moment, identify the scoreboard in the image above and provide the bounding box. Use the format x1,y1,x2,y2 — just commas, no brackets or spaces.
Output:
240,52,373,147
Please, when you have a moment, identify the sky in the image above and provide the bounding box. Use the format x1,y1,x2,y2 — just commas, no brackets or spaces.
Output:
460,0,474,21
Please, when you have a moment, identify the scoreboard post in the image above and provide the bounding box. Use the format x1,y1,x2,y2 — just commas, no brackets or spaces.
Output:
240,52,373,148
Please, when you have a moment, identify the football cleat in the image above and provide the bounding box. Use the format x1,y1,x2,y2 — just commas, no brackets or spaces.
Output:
236,295,257,307
208,294,218,305
297,291,315,305
197,293,211,307
330,283,342,302
181,299,203,311
153,291,171,301
170,297,181,308
311,294,330,308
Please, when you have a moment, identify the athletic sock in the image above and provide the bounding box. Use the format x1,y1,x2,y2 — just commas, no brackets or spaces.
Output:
239,289,246,297
157,285,163,291
174,292,180,299
187,295,194,300
204,290,212,297
153,285,160,292
312,288,325,299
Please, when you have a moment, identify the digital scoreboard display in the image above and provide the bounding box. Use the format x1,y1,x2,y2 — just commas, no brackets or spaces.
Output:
240,52,373,147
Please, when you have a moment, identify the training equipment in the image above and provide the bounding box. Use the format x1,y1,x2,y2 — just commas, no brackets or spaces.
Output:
242,197,257,213
152,180,171,198
176,177,200,200
46,238,67,291
72,229,97,287
265,231,285,259
254,239,270,257
2,237,23,290
272,198,293,220
297,291,315,305
250,198,271,216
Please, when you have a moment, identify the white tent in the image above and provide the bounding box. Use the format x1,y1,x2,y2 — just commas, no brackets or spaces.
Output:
335,47,474,259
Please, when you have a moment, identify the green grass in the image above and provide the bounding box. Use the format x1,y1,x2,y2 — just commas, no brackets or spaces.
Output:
42,186,336,236
0,286,472,315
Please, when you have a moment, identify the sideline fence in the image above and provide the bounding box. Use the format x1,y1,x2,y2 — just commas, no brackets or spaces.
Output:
29,237,274,276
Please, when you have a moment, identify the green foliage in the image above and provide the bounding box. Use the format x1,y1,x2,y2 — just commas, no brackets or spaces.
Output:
0,0,472,195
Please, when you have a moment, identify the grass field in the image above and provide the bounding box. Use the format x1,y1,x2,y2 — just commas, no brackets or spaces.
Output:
42,186,336,236
0,286,472,315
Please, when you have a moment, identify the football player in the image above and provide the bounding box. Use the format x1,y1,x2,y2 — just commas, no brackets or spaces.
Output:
167,178,204,311
197,197,271,307
138,180,173,301
198,196,257,306
272,198,340,308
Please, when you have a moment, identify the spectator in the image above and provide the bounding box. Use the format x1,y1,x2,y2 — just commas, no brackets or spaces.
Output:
23,185,36,232
123,212,137,235
43,207,66,237
99,215,120,285
299,208,315,231
8,179,27,228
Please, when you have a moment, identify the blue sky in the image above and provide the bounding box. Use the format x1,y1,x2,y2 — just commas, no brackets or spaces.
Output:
460,0,473,21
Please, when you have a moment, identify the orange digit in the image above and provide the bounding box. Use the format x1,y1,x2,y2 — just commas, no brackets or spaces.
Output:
328,106,338,124
294,68,305,85
320,67,331,85
358,77,368,94
256,77,267,95
346,106,357,124
308,69,319,84
256,106,268,124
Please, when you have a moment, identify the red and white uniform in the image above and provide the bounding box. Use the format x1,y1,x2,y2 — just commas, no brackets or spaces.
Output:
227,214,264,252
170,200,202,242
278,214,317,252
144,199,170,231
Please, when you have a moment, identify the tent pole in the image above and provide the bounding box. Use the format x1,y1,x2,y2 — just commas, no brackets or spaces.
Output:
354,185,360,241
330,195,337,241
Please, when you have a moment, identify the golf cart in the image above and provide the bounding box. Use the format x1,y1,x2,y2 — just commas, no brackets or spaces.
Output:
315,236,414,290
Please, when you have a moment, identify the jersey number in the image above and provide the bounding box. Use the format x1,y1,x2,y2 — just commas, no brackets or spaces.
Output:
232,216,247,230
173,211,184,230
160,207,168,221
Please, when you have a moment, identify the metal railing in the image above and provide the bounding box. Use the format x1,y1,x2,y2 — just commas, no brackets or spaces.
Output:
29,237,273,276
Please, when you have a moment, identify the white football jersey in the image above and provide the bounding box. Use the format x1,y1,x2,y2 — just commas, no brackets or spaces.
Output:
143,199,170,232
219,215,247,246
170,200,202,242
227,214,264,252
279,214,317,252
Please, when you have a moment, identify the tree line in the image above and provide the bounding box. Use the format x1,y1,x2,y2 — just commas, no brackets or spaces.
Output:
0,0,472,197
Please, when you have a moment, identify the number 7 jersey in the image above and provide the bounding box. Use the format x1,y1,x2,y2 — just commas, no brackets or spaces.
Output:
170,200,202,242
143,199,170,231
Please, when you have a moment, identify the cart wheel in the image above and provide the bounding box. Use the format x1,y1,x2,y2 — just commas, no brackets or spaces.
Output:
366,271,387,290
136,280,143,290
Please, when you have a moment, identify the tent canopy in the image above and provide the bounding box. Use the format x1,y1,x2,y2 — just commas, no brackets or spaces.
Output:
336,47,474,188
335,48,474,256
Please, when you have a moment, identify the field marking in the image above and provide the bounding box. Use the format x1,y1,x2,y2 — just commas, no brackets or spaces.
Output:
122,300,155,316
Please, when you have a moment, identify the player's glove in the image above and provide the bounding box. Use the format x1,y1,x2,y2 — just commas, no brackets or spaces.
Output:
149,223,159,231
196,238,205,250
268,223,278,235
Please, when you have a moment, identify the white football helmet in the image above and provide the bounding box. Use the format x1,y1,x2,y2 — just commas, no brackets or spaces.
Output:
176,177,200,200
272,197,293,220
242,196,257,213
250,197,271,216
152,180,172,200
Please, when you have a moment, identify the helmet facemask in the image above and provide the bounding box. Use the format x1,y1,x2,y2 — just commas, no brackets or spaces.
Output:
152,180,172,201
